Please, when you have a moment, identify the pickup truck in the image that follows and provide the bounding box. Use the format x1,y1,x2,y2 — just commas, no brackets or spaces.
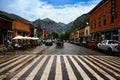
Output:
97,40,120,54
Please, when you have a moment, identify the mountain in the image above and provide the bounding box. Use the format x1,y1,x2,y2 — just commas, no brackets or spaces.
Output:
73,13,89,29
66,21,73,29
0,10,73,33
65,13,89,35
10,14,31,23
32,18,66,33
58,22,73,32
0,11,14,20
42,18,55,23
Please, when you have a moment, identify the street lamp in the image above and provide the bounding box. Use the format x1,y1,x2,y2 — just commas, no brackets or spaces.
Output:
86,22,89,26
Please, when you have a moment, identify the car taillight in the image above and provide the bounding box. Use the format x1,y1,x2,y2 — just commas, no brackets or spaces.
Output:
115,45,120,50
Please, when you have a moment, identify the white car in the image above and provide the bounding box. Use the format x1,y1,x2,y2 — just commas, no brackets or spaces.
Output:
97,40,120,54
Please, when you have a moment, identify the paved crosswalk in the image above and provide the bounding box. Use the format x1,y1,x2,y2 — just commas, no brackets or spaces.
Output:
0,55,120,80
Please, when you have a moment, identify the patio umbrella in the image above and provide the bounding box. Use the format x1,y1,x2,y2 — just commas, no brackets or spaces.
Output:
12,35,24,40
31,37,39,40
23,36,32,40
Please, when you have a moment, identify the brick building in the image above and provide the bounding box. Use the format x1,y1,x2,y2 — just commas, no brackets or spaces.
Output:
89,0,120,42
13,19,31,37
41,28,48,40
0,11,13,44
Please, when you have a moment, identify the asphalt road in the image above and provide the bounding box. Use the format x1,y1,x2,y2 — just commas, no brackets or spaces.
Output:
43,43,106,55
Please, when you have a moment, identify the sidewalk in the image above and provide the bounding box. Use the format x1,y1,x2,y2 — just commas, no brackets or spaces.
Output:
0,44,47,63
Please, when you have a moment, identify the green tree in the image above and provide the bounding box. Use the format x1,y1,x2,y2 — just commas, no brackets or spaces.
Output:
51,32,59,39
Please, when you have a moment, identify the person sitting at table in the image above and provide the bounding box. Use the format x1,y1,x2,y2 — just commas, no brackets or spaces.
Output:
14,42,21,50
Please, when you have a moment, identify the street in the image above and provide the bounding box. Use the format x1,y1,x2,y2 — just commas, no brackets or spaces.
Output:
42,43,106,55
0,43,120,80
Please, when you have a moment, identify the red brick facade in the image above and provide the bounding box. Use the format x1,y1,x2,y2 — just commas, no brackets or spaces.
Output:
90,0,120,42
13,19,30,37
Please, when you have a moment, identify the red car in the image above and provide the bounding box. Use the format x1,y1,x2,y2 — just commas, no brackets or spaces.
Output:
88,41,98,49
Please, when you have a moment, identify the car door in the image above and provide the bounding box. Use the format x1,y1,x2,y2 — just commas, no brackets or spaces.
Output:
100,40,107,50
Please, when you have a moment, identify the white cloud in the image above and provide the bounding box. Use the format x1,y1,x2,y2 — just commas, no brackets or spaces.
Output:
0,0,101,24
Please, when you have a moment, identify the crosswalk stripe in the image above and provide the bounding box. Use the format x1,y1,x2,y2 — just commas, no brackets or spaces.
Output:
40,56,54,80
55,55,62,80
95,56,120,68
81,56,117,80
86,56,120,78
10,56,42,80
75,56,104,80
99,56,120,65
63,55,77,80
25,56,48,80
0,55,30,73
0,55,24,68
1,55,120,80
90,56,120,72
69,55,90,80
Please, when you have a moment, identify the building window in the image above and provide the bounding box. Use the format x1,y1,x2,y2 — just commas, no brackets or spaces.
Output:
90,21,93,29
111,15,114,24
94,20,96,28
98,17,101,27
18,31,22,35
103,15,106,26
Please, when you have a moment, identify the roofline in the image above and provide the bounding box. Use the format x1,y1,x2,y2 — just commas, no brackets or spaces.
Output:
0,11,14,20
89,0,108,15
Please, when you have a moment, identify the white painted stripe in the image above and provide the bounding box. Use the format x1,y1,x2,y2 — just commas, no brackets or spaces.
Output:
25,56,48,80
10,56,42,80
0,55,24,67
69,56,90,80
81,56,116,80
75,56,104,80
40,56,54,80
0,55,30,73
63,55,77,80
87,56,120,77
99,56,120,65
95,56,120,68
55,55,62,80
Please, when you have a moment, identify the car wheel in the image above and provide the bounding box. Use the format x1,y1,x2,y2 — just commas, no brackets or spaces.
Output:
107,48,112,55
96,46,99,51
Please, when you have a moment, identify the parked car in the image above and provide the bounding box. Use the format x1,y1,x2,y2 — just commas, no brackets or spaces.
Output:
45,39,53,46
81,40,89,47
88,41,98,49
97,40,120,54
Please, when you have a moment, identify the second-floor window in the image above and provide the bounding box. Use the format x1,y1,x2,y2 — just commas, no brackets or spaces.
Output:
103,15,106,26
111,15,114,24
90,21,93,29
94,20,96,28
98,17,101,27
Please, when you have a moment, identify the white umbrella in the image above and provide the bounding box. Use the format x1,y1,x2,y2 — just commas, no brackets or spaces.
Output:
12,35,24,40
31,37,39,40
28,37,32,40
23,36,32,40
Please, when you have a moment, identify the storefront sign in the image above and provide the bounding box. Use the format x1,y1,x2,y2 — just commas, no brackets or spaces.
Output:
111,0,116,16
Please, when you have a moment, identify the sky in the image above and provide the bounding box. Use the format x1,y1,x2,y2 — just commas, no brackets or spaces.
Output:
0,0,101,24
